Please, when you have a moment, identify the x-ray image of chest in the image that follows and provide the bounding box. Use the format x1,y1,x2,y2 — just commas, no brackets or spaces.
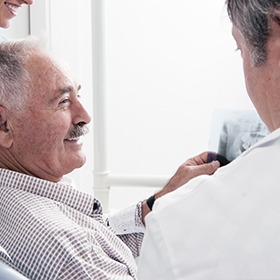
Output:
209,110,269,162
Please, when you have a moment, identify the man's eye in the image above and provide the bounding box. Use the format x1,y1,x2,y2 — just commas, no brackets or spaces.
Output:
60,98,70,104
58,98,71,110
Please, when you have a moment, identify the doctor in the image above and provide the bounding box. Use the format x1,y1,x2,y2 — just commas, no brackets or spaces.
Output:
138,0,280,279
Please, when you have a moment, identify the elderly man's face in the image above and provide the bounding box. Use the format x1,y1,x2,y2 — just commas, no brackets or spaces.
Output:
8,51,91,182
0,0,33,28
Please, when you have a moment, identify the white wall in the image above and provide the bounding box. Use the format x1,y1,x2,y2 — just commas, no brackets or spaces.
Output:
3,0,255,209
106,0,250,175
105,0,252,208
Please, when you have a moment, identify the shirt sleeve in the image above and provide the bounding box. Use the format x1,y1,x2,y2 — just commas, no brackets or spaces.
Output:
107,202,145,259
107,202,145,235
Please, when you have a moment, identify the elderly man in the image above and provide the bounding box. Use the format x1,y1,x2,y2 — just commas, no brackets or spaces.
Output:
137,1,280,279
0,38,220,279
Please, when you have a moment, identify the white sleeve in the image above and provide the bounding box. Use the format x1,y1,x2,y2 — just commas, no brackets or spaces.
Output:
137,212,176,280
107,202,145,235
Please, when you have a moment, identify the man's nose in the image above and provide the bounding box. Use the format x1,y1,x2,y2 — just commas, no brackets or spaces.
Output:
73,102,92,126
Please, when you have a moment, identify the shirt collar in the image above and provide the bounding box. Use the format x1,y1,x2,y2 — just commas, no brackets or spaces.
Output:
0,169,102,217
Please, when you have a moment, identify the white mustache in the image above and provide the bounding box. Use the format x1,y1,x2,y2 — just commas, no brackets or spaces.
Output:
67,124,89,139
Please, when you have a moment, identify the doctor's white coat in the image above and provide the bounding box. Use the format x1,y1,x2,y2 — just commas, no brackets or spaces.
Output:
138,128,280,280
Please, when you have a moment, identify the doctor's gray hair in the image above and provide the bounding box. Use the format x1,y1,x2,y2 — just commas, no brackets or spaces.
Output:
0,37,43,112
226,0,280,66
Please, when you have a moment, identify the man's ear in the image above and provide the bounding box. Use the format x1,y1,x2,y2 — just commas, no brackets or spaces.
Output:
0,106,13,148
268,16,280,68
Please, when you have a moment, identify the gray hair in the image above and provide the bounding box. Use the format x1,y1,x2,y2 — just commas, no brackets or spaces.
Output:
226,0,280,66
0,37,43,112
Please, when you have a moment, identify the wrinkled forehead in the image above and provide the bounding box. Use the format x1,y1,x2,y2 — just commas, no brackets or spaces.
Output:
27,51,76,91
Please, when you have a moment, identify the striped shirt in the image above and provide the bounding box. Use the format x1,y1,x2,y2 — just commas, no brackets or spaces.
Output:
0,169,144,279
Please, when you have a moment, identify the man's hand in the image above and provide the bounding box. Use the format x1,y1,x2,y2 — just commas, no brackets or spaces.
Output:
142,151,221,222
156,151,220,198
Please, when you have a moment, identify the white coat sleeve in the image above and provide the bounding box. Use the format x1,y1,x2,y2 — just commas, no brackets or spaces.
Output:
137,212,176,280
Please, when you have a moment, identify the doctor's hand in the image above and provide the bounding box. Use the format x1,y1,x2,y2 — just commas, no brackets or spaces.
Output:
142,151,220,222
